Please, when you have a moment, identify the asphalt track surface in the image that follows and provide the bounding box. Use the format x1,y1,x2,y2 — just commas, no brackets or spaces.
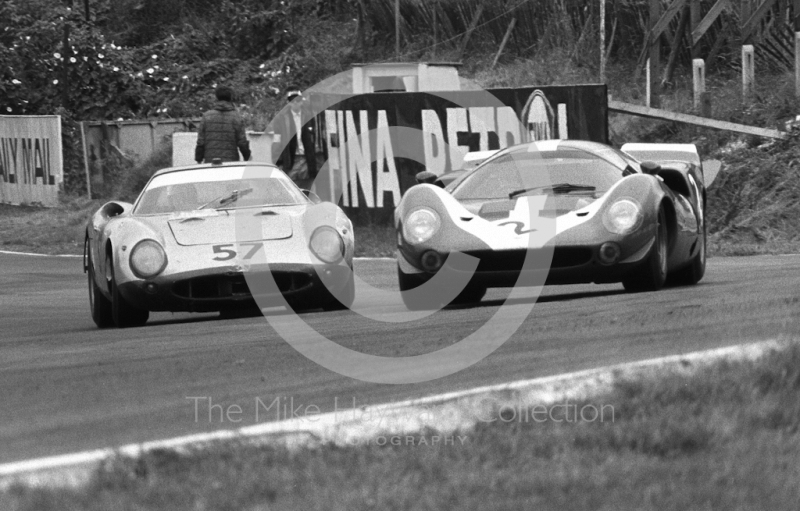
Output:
2,252,800,464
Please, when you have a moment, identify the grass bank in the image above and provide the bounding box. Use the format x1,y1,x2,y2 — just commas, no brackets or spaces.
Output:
0,200,100,256
3,341,799,510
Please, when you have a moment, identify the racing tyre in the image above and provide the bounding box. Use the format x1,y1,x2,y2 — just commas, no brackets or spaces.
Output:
669,218,706,286
107,253,149,328
623,206,668,293
88,254,114,328
322,270,355,311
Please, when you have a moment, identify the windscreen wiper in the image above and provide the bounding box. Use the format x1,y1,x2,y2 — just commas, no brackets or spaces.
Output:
509,183,596,199
199,188,253,210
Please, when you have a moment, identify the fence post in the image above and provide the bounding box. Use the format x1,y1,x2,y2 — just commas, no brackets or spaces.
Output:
742,44,755,100
395,0,400,58
600,0,606,82
648,0,662,107
690,0,701,58
80,121,91,199
796,32,800,97
693,58,706,112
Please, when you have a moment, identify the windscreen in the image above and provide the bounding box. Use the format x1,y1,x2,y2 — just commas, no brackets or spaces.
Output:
451,148,633,201
134,166,307,215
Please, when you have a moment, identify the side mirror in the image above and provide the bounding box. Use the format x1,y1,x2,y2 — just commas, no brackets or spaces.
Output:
101,201,133,218
415,171,443,187
640,161,662,176
302,189,322,204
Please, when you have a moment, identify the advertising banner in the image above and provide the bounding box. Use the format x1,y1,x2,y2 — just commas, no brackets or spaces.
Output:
308,85,607,213
0,115,63,207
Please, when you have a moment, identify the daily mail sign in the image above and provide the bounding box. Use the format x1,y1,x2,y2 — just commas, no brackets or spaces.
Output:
0,115,63,207
307,85,607,210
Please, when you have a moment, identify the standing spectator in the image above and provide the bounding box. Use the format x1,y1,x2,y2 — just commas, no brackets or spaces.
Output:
195,86,251,164
275,88,318,182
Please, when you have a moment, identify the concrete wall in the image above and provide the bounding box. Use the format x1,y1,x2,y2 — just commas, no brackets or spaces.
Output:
83,119,198,194
352,63,461,93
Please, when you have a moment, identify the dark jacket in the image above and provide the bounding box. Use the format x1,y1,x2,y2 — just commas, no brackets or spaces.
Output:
195,101,251,163
273,106,317,178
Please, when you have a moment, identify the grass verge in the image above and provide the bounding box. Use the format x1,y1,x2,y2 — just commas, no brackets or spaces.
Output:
0,200,102,256
3,341,799,510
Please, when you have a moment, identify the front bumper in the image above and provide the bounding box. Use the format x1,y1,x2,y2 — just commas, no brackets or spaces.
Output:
117,262,352,312
399,237,655,288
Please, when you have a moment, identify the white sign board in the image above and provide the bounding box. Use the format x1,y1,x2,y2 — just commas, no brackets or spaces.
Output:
0,115,63,207
172,131,274,167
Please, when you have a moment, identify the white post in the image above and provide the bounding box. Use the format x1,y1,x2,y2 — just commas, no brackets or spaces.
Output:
646,58,652,107
600,0,606,82
742,44,755,100
693,59,706,111
795,32,800,98
395,0,400,58
80,121,92,198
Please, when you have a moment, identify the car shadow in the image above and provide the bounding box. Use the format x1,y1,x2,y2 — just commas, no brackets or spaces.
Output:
452,287,627,309
145,306,297,327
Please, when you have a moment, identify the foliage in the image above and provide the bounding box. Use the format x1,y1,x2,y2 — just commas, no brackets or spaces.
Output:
0,0,359,121
107,140,174,202
0,0,359,196
707,135,800,255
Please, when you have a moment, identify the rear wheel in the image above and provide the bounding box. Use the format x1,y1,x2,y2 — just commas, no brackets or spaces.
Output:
88,254,114,328
107,253,149,328
623,206,668,293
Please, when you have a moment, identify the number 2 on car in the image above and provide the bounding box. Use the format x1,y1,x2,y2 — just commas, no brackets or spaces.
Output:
211,242,264,261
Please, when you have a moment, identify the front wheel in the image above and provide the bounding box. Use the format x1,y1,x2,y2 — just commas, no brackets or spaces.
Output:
669,218,706,286
88,254,114,328
398,265,440,311
107,253,149,328
322,270,355,311
623,206,668,293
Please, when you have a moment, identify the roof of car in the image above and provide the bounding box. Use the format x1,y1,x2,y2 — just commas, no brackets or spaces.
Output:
514,139,609,153
151,161,281,179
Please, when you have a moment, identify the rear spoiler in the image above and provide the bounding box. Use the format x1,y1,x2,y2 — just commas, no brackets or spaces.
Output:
621,143,700,166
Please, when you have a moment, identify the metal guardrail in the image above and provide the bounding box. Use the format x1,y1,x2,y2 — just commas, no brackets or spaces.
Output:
608,100,788,140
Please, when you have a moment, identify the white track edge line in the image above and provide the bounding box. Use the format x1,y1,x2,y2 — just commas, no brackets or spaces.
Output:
0,250,82,258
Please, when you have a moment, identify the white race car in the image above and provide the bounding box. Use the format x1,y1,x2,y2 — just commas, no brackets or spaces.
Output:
85,161,355,328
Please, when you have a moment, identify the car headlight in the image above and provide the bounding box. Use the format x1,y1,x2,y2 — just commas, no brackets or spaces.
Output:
603,198,643,235
403,208,441,245
129,239,167,278
310,226,344,263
